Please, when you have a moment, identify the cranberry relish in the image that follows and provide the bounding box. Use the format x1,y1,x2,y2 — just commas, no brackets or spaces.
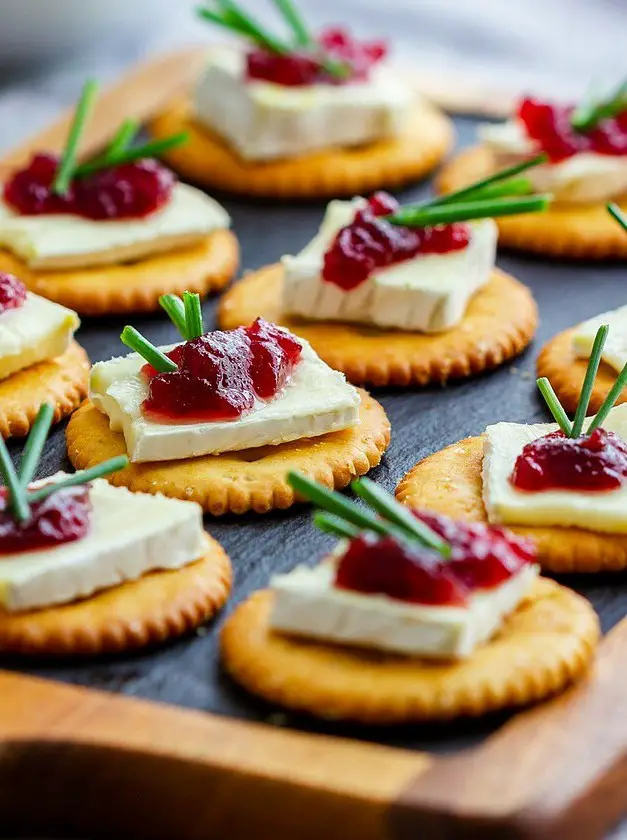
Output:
0,486,91,554
247,26,387,87
4,153,175,220
0,272,27,315
322,192,470,290
335,510,535,606
518,97,627,163
142,319,303,423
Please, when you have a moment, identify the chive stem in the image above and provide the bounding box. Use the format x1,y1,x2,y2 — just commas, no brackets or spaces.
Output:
536,378,573,436
272,0,312,46
386,194,551,228
160,294,189,340
183,292,204,340
587,360,627,434
571,79,627,133
75,132,188,178
104,118,140,160
608,202,627,234
53,79,99,196
18,404,54,488
429,154,547,208
121,326,178,373
216,0,290,53
313,511,361,540
27,457,129,505
0,439,30,523
571,324,609,438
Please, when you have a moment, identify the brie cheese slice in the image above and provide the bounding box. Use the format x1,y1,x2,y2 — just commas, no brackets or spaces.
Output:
0,292,79,380
193,46,413,162
0,477,206,612
282,199,497,332
0,183,230,270
90,336,360,462
270,559,538,658
572,304,627,374
483,403,627,533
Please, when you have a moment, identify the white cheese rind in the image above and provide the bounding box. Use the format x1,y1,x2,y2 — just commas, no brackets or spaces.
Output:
282,200,497,332
0,477,206,612
269,560,538,658
90,337,361,462
193,46,413,162
478,119,627,204
483,403,627,533
0,292,79,380
572,304,627,373
0,183,230,270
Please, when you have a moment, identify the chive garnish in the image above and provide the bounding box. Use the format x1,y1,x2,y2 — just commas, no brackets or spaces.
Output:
571,324,608,437
313,511,361,540
52,79,99,196
121,326,178,373
26,456,130,505
183,292,204,340
536,378,573,436
74,132,188,178
608,202,627,234
386,194,551,229
429,154,547,208
160,294,189,339
18,404,54,487
103,118,140,161
0,438,30,523
571,79,627,133
587,361,627,434
272,0,312,46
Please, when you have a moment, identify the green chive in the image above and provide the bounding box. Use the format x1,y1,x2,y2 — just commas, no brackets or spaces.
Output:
0,438,30,523
160,294,189,339
105,118,140,159
197,6,253,38
608,202,627,234
18,404,54,488
183,292,204,340
536,378,573,436
587,360,627,434
75,133,188,178
351,477,450,556
313,511,361,540
272,0,312,46
452,176,533,202
121,326,178,373
571,324,609,438
27,456,129,505
53,79,99,196
429,154,548,208
386,194,551,228
216,0,290,53
571,79,627,133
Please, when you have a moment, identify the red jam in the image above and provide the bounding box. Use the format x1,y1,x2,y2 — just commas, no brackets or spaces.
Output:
510,428,627,493
4,153,175,220
322,192,470,290
518,97,627,163
0,486,91,554
0,272,27,314
335,511,535,606
142,318,302,423
246,26,387,87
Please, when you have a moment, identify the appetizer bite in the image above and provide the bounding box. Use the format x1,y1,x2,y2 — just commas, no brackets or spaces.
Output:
0,81,237,316
398,325,627,573
149,0,453,198
67,291,390,515
221,473,599,723
0,405,231,655
438,81,627,257
219,163,549,386
0,270,87,438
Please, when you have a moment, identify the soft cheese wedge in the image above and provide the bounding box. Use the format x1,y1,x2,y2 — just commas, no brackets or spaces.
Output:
0,292,79,380
483,403,627,533
270,559,538,658
0,184,230,270
194,46,412,162
90,338,361,462
572,304,627,374
0,477,206,612
282,199,497,332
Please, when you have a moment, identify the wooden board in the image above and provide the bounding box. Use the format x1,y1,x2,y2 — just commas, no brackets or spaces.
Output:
1,50,627,839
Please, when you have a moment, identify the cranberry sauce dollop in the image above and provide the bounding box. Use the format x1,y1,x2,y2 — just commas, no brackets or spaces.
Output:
0,486,91,554
518,97,627,163
246,26,387,87
142,318,303,423
322,192,470,290
0,272,27,315
335,510,535,606
4,153,175,220
510,428,627,493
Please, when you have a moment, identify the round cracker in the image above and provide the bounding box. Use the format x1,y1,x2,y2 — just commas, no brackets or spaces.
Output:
396,435,627,573
0,535,231,656
220,580,598,724
148,98,453,199
0,230,239,316
0,341,89,439
66,393,390,516
437,146,627,259
537,326,622,415
217,264,537,386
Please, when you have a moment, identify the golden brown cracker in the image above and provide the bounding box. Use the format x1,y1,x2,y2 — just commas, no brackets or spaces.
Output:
220,579,598,724
0,535,232,656
396,435,627,573
537,326,621,415
0,230,239,316
218,264,538,386
438,146,627,259
66,393,391,515
0,342,89,439
149,98,453,199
